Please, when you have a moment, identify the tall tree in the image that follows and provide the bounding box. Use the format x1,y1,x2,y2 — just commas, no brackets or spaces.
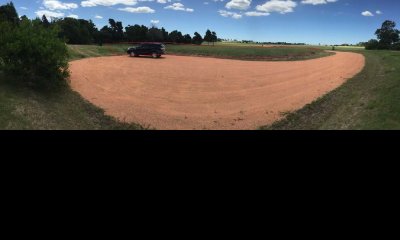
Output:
192,32,203,45
375,20,400,49
19,15,28,21
211,31,217,46
161,27,169,42
169,30,184,43
147,27,163,42
108,19,117,41
125,24,148,42
41,15,50,28
0,1,19,24
183,34,192,44
115,21,124,41
204,29,212,45
99,25,113,43
56,17,97,44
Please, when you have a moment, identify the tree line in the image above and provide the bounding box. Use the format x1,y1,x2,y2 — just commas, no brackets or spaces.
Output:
42,15,218,46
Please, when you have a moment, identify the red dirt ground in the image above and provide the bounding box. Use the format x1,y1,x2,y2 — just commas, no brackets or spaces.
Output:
69,52,365,130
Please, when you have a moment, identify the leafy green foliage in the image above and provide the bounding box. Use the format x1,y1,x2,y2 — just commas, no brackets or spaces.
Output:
168,30,184,43
204,29,213,43
365,39,379,50
375,20,400,48
0,1,18,24
41,15,50,28
125,24,148,42
54,17,97,44
0,18,69,89
368,20,400,50
183,34,192,44
147,27,164,42
192,32,203,45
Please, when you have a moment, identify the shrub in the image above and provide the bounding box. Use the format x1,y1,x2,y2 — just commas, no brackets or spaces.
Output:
0,18,69,89
365,39,380,50
392,42,400,51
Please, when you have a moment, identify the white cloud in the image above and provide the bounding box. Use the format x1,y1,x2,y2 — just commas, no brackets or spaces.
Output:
301,0,337,5
118,6,155,13
256,0,297,14
42,0,78,10
67,14,79,18
226,0,252,10
361,11,373,17
245,11,270,17
81,0,138,7
35,9,65,18
164,3,194,12
219,10,242,19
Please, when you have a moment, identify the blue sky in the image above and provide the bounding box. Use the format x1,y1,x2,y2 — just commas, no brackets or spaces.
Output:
4,0,400,44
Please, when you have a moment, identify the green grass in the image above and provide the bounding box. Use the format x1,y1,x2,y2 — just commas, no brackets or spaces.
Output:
0,44,144,130
0,74,143,129
68,44,128,60
166,44,331,61
261,49,400,130
313,45,366,51
68,43,331,61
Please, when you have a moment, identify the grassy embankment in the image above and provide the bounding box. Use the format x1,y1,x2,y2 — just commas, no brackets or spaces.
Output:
0,44,145,129
0,75,143,129
262,47,400,130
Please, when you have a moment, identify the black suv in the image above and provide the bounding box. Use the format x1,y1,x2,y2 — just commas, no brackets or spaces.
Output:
127,43,166,58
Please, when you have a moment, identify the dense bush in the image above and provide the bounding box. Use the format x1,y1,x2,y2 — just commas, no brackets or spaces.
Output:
192,32,203,45
365,39,380,50
392,42,400,51
0,2,18,25
0,18,69,88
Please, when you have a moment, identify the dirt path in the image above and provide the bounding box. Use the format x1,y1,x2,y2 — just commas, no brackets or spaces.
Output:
69,52,365,130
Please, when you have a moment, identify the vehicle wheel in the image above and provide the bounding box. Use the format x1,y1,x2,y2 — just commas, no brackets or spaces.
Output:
152,53,157,58
157,55,161,58
130,52,135,57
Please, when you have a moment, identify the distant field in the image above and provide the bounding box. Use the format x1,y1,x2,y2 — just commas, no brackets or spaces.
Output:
68,44,127,60
211,42,267,47
68,43,331,61
312,45,366,51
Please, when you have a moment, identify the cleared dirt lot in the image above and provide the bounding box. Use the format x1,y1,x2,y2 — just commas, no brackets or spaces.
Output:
69,52,365,130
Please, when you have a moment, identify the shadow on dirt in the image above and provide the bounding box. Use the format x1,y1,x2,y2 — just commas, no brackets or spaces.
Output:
128,56,166,60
